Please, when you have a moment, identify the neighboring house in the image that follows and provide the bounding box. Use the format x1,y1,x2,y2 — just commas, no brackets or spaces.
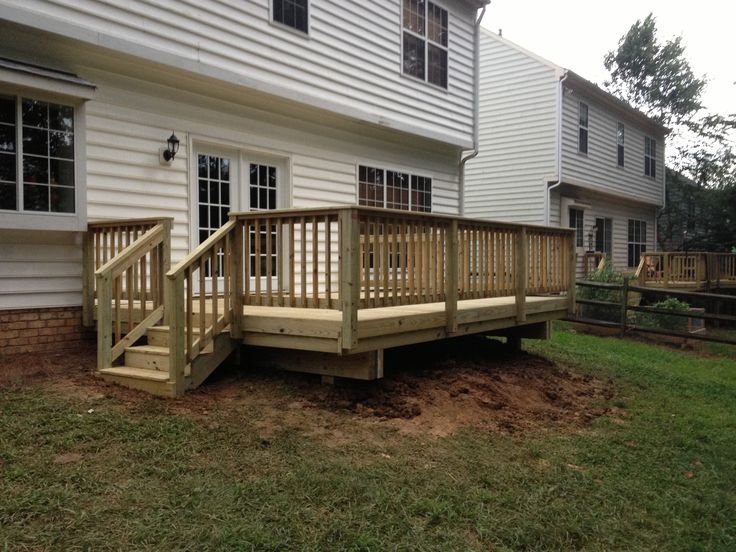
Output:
465,29,668,275
0,0,488,353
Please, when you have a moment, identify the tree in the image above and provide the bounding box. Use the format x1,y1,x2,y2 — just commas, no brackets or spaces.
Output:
604,14,736,189
605,14,736,251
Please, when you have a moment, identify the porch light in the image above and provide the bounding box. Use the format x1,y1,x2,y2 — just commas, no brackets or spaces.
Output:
159,131,180,165
164,132,179,161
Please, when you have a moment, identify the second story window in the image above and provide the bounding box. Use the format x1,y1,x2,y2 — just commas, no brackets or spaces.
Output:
273,0,308,34
402,0,449,89
645,136,657,178
617,123,625,167
578,102,588,154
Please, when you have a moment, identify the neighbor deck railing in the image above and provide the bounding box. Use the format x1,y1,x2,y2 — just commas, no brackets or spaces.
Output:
636,252,736,288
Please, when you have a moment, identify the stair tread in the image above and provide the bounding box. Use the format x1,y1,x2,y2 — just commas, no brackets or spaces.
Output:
100,366,171,381
126,344,170,355
149,325,201,333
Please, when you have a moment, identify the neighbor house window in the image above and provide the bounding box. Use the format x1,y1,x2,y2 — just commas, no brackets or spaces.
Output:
402,0,449,88
595,217,612,257
569,207,584,247
617,122,625,167
578,102,588,154
272,0,308,34
358,165,431,212
0,95,75,213
645,136,656,178
628,219,647,268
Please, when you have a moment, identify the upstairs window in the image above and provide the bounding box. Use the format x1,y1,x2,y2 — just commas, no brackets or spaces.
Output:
0,95,75,214
569,207,584,247
578,102,588,154
628,219,647,268
402,0,449,89
273,0,308,34
645,136,657,178
617,122,625,167
358,165,431,212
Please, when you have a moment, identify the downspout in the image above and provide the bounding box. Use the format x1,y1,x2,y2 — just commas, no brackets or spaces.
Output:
545,70,569,225
458,4,487,217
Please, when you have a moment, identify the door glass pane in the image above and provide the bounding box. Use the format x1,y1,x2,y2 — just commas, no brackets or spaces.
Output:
248,163,278,278
197,153,232,277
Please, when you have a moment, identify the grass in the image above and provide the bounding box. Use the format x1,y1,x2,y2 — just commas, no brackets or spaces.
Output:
1,326,735,551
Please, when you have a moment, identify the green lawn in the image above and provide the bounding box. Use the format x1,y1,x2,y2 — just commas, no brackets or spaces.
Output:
1,326,735,551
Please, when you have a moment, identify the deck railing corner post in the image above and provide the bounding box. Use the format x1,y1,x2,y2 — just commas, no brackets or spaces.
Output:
515,226,528,323
567,233,577,315
166,272,186,396
338,207,360,350
445,218,459,333
230,219,244,339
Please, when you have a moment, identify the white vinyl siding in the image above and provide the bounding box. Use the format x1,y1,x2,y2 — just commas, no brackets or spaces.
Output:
561,91,665,206
0,229,82,309
464,30,558,224
0,0,476,147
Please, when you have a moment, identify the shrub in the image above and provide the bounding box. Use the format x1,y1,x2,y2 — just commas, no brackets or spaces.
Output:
636,297,690,332
578,260,623,323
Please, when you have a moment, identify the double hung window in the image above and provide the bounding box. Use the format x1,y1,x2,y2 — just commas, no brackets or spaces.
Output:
569,207,584,248
272,0,308,34
645,136,657,178
627,219,647,268
0,95,75,214
402,0,449,88
617,123,625,167
358,165,431,212
578,102,589,154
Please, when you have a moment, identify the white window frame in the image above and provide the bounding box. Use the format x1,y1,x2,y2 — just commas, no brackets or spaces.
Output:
270,0,310,36
357,163,432,212
0,86,87,232
401,0,450,90
645,136,657,178
578,102,589,154
627,219,647,268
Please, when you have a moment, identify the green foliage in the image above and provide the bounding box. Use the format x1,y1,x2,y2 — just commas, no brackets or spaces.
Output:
636,297,691,332
605,13,736,191
578,260,622,322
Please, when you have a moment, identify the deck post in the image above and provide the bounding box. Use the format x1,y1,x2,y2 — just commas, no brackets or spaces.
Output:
515,226,528,323
445,219,459,333
82,229,95,327
160,218,172,325
339,207,360,351
96,272,112,371
166,273,186,396
230,219,244,338
663,254,670,288
567,234,577,315
620,276,630,336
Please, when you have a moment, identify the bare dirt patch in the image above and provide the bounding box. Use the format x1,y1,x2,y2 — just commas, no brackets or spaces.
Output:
0,336,616,437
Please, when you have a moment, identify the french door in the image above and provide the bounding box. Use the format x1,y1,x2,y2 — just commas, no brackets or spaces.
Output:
194,147,283,294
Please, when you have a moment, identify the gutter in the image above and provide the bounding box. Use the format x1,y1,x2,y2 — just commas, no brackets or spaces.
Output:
458,4,487,217
545,70,569,225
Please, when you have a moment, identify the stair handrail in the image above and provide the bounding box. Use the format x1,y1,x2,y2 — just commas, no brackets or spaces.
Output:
165,219,239,394
95,220,171,371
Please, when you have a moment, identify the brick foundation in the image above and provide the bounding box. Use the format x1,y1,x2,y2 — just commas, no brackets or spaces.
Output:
0,307,93,355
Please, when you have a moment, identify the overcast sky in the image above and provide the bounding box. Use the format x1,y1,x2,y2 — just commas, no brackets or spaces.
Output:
480,0,735,117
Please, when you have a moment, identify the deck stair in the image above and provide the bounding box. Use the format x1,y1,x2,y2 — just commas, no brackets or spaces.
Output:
98,315,239,397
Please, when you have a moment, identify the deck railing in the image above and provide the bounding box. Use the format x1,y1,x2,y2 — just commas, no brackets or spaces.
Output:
636,252,736,288
84,218,171,326
87,207,574,390
93,219,171,370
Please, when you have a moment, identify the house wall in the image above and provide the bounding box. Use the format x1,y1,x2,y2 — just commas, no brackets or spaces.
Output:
0,67,462,311
551,187,657,275
464,30,558,224
0,0,477,148
560,88,665,207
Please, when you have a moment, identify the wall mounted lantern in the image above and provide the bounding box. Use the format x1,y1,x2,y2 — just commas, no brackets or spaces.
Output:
159,131,180,165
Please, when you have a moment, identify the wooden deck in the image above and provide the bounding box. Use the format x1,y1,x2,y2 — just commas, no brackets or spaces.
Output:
84,207,576,396
635,252,736,291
